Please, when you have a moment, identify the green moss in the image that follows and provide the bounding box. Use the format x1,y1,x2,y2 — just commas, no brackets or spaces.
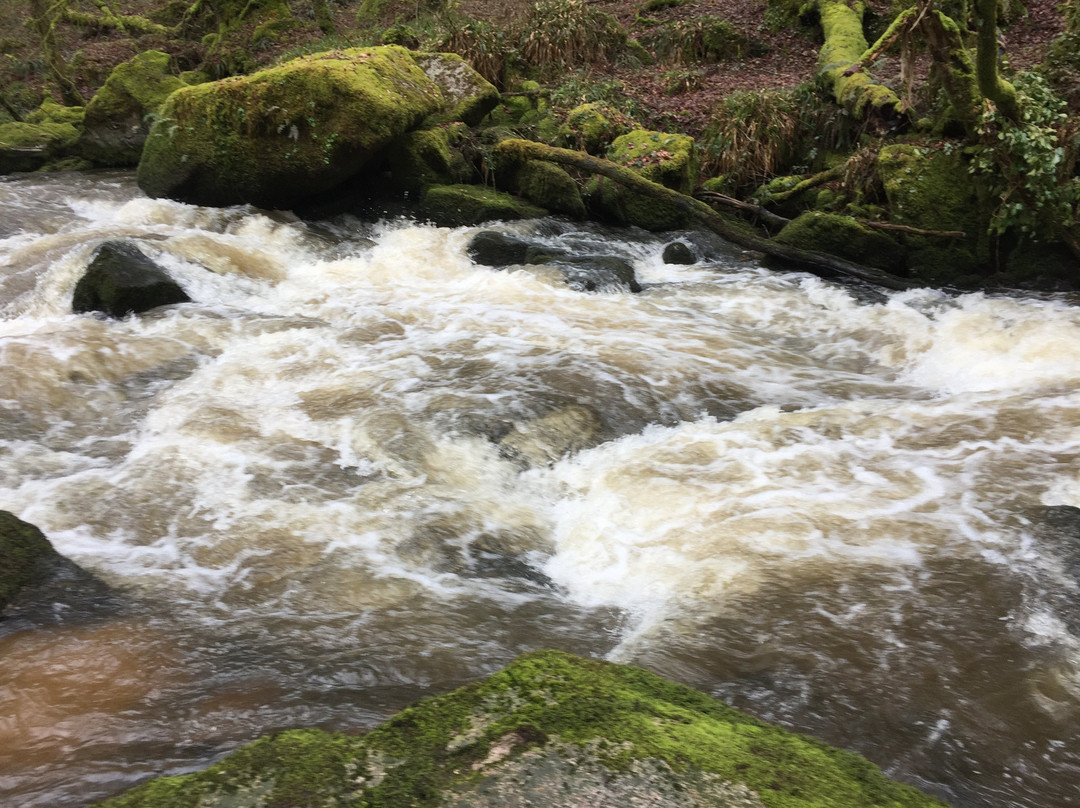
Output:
608,129,698,194
385,127,458,193
816,0,904,120
0,98,84,173
419,184,548,226
774,211,905,271
876,143,991,282
0,510,60,611
561,103,630,155
515,159,586,218
79,51,186,167
137,46,448,208
99,650,949,808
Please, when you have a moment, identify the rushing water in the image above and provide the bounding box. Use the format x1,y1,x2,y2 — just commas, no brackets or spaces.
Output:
1,171,1079,807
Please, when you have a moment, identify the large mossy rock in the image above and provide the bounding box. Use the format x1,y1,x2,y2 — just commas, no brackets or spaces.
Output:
136,46,471,208
415,52,500,126
77,50,187,167
1,510,61,611
73,241,191,318
0,98,84,174
586,130,698,230
876,144,990,285
774,211,906,273
97,649,949,808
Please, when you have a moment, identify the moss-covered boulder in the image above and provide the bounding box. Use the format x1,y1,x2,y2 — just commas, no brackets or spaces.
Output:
876,144,989,283
384,126,465,194
561,103,632,155
77,50,187,167
419,184,547,227
514,160,587,219
415,52,500,126
97,649,949,808
583,130,698,230
73,241,191,318
136,47,467,208
0,98,84,174
1,510,61,611
774,211,906,273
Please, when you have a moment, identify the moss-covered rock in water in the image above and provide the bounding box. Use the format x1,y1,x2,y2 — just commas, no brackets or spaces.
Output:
1,510,61,611
98,649,950,808
774,212,905,273
419,184,547,227
876,143,989,284
77,50,187,167
0,98,84,174
515,160,587,219
137,47,451,208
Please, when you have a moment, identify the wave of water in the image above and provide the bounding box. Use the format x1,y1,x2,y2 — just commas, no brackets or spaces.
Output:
1,172,1079,806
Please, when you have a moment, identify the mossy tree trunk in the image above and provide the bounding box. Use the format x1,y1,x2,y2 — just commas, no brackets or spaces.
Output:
311,0,334,33
974,0,1020,120
28,0,85,106
815,0,908,128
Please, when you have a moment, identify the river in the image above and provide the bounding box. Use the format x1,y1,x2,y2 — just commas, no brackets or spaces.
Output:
1,171,1078,807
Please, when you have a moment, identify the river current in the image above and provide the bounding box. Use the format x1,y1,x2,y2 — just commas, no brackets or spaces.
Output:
0,171,1078,807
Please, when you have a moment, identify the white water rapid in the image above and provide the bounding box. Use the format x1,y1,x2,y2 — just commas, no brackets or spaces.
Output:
1,171,1078,807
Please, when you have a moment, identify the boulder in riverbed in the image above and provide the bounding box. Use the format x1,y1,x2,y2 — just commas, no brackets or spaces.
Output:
136,46,495,209
1,510,61,612
73,241,190,318
77,50,187,167
96,648,950,808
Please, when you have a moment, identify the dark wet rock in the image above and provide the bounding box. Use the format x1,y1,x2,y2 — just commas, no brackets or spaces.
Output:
662,240,696,264
0,510,61,611
544,254,641,293
467,230,532,267
97,649,949,808
73,241,190,318
467,230,641,292
498,404,604,467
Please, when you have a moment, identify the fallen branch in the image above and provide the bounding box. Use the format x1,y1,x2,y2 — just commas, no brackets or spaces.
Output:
496,139,917,290
860,220,965,238
761,165,844,203
696,190,791,229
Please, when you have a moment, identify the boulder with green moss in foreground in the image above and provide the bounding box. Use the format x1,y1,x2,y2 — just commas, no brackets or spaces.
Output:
96,649,950,808
137,46,496,209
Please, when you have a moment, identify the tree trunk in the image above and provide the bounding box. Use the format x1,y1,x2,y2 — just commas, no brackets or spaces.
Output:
975,0,1021,120
28,0,85,107
816,0,908,129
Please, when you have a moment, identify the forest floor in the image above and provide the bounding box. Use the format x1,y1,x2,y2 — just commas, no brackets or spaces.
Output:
0,0,1071,137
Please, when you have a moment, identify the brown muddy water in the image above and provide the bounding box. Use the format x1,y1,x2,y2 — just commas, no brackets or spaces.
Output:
1,171,1078,807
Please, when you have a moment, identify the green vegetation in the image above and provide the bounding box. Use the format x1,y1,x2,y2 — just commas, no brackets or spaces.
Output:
98,649,948,808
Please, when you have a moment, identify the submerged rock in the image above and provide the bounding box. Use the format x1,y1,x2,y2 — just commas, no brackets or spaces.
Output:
97,649,949,808
498,404,604,467
73,241,190,318
0,510,60,611
466,231,641,292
